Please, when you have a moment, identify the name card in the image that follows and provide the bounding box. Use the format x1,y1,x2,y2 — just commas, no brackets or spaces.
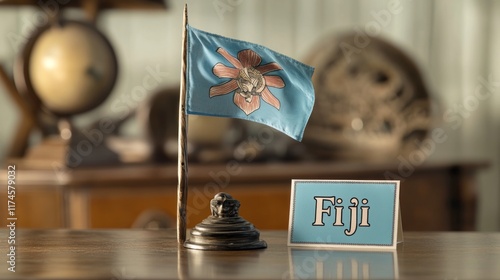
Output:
288,180,400,250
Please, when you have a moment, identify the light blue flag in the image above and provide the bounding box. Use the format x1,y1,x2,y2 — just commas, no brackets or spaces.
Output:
186,25,315,141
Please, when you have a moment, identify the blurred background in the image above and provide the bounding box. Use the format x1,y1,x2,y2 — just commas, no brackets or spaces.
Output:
0,0,498,231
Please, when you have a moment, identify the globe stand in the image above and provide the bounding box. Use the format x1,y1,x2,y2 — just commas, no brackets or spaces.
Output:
21,117,121,168
63,119,122,168
184,193,267,251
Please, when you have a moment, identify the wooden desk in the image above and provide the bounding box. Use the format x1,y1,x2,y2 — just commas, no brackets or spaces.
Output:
0,161,487,230
1,230,499,279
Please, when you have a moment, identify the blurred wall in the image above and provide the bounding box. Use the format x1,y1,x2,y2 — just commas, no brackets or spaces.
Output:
0,0,499,230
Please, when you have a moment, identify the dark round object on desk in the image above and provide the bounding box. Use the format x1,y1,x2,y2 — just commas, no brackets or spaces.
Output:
303,33,432,162
141,87,236,163
139,87,179,162
184,193,267,250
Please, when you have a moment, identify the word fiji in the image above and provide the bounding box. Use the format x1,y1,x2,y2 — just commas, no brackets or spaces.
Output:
312,196,370,236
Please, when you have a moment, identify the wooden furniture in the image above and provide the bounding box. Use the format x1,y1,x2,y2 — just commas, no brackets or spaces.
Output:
0,0,166,10
0,160,487,230
1,229,500,279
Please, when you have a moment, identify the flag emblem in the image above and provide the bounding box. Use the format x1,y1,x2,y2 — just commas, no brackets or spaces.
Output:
210,48,285,115
186,25,315,141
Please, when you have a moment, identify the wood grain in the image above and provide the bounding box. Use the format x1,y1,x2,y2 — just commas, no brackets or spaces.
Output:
0,230,499,279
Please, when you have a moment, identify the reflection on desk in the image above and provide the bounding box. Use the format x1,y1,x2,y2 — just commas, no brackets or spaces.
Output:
1,230,500,279
288,249,397,279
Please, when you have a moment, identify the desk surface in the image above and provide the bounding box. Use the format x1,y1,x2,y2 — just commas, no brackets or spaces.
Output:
1,230,500,279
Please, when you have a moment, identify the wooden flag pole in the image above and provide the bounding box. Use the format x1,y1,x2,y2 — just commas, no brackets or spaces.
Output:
177,3,189,245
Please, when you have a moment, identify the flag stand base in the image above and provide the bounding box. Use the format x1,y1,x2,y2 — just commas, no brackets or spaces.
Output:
184,192,267,250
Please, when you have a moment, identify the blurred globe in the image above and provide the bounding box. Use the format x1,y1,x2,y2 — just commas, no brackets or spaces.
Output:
29,21,117,116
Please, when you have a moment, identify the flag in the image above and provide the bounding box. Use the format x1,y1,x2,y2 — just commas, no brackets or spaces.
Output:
186,25,315,141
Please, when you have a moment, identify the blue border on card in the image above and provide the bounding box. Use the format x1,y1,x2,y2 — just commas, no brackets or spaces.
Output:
289,180,399,247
